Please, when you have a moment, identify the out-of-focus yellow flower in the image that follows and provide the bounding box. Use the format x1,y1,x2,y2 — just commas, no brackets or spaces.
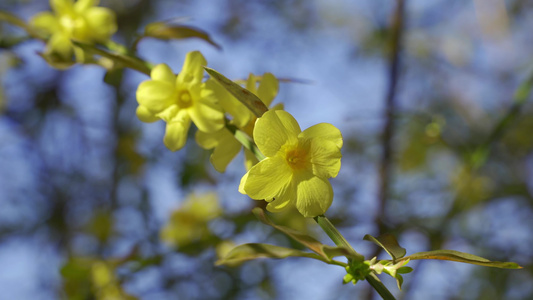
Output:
30,0,117,62
136,51,224,151
239,110,342,217
160,192,222,249
91,261,136,300
196,73,280,172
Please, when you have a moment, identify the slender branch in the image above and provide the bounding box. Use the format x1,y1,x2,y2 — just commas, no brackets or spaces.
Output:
470,70,533,169
314,215,364,261
315,216,396,300
368,1,406,299
375,0,406,244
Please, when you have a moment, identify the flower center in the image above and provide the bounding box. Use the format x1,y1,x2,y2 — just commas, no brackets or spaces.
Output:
177,90,192,108
285,147,308,171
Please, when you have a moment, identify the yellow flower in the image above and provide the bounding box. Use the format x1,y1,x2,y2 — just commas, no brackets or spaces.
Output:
160,192,222,248
239,110,342,217
136,51,224,151
30,0,117,62
196,73,280,172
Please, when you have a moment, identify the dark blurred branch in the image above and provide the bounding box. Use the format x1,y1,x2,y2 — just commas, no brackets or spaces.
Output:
368,0,406,298
470,70,533,169
375,0,406,239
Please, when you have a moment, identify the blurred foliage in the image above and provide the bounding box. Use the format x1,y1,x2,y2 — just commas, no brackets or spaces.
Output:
0,0,532,300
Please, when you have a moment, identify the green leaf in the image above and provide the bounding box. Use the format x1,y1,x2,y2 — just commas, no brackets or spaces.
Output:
204,67,268,118
396,274,404,290
364,234,406,261
397,266,413,274
142,22,221,50
215,243,345,267
253,208,360,261
71,40,152,75
403,249,522,269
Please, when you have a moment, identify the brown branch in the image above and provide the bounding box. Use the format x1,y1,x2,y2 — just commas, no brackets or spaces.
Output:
376,0,406,241
367,0,407,298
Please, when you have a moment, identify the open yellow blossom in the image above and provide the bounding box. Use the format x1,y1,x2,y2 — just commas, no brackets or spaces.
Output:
30,0,117,62
239,110,343,217
196,73,280,172
136,51,224,151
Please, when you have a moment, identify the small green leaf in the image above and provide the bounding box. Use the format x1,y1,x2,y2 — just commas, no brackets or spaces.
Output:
253,208,360,261
215,243,334,267
396,274,404,290
71,40,152,75
142,22,221,50
403,249,522,269
397,266,413,274
204,67,268,118
364,234,406,261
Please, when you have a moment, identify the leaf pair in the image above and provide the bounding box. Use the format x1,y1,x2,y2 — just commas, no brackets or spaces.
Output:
364,233,522,269
216,208,355,267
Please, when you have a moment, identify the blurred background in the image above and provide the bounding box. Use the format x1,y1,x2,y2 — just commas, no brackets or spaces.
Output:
1,0,533,299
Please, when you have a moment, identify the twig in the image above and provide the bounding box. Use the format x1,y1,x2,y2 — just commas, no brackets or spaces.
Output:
369,0,406,298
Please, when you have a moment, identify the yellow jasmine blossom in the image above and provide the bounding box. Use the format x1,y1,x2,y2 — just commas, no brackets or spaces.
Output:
196,73,280,172
91,261,136,300
160,192,222,249
136,51,225,151
30,0,117,62
239,110,342,217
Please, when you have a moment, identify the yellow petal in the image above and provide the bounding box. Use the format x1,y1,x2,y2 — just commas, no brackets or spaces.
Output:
238,170,250,194
254,110,300,157
176,51,206,85
51,0,74,15
74,0,99,13
188,97,224,133
309,139,342,178
294,173,333,217
30,12,60,34
210,129,242,172
257,73,279,108
136,105,159,123
156,105,180,123
195,130,218,149
84,7,117,42
244,156,293,200
150,64,175,83
47,33,73,61
136,80,175,113
266,198,292,213
266,180,296,212
299,123,343,149
245,73,258,94
164,114,191,151
244,149,259,170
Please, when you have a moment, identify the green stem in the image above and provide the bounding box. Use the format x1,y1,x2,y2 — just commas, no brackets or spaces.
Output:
366,273,397,300
314,215,362,261
314,215,396,300
226,123,265,160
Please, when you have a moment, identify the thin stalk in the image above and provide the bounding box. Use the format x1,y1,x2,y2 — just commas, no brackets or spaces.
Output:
314,215,362,260
314,215,396,300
